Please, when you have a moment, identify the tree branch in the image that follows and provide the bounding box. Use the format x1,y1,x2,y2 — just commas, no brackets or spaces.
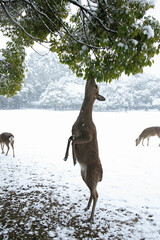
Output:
0,1,50,43
27,0,61,35
45,0,105,49
29,45,50,56
0,0,113,49
68,0,117,34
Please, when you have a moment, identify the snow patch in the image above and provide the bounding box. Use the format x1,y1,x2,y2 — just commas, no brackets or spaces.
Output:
0,110,160,239
143,25,154,39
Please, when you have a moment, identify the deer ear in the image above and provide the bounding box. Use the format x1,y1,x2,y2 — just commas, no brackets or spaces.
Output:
96,94,105,101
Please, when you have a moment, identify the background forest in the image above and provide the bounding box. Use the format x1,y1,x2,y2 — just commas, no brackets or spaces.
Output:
0,51,160,111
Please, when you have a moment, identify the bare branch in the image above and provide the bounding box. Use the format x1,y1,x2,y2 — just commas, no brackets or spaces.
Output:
45,0,105,49
29,45,50,56
27,0,61,34
97,0,122,26
68,0,117,34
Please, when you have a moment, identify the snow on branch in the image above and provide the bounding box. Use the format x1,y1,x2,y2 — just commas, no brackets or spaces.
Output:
0,1,50,43
68,0,117,34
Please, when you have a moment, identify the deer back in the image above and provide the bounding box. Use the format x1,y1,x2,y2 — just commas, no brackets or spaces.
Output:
141,127,160,138
0,132,14,143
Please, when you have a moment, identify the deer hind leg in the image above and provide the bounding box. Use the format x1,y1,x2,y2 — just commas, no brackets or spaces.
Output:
85,178,99,222
11,140,15,157
158,134,160,146
85,191,93,212
88,188,98,222
80,167,93,212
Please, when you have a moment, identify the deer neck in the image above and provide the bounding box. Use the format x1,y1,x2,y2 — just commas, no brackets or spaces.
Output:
79,97,94,121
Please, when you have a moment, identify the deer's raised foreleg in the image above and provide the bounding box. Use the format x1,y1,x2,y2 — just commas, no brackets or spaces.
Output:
64,136,73,161
72,134,92,166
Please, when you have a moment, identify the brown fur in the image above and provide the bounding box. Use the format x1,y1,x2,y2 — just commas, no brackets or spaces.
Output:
0,132,15,157
136,126,160,146
64,78,105,221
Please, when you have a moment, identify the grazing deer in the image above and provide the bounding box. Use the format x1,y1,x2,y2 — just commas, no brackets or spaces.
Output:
0,132,15,157
64,77,105,222
136,126,160,146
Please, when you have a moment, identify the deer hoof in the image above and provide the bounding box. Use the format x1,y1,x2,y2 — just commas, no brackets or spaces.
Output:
84,207,89,212
87,217,94,223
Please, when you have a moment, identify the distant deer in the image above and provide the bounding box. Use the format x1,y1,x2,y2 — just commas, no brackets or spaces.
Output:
64,77,105,222
136,126,160,146
0,132,15,157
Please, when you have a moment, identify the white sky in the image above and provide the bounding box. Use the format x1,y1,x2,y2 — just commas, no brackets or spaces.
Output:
0,1,160,77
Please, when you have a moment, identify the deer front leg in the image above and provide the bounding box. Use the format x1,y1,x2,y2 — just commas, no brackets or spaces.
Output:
6,143,10,156
64,136,73,161
72,134,92,166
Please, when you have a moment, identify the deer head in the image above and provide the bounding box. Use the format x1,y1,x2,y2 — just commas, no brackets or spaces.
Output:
85,78,105,102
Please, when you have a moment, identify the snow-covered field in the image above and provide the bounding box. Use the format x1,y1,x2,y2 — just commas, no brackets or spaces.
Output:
0,109,160,239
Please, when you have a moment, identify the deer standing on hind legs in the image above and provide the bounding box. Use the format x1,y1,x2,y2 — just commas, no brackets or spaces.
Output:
0,132,15,157
64,77,105,222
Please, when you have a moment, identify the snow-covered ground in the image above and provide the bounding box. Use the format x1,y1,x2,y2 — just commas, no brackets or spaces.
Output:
0,109,160,239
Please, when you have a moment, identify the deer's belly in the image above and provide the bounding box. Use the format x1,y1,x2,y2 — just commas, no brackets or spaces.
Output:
80,163,87,181
75,143,98,164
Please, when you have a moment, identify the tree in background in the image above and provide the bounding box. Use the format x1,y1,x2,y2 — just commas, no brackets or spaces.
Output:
0,0,160,97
